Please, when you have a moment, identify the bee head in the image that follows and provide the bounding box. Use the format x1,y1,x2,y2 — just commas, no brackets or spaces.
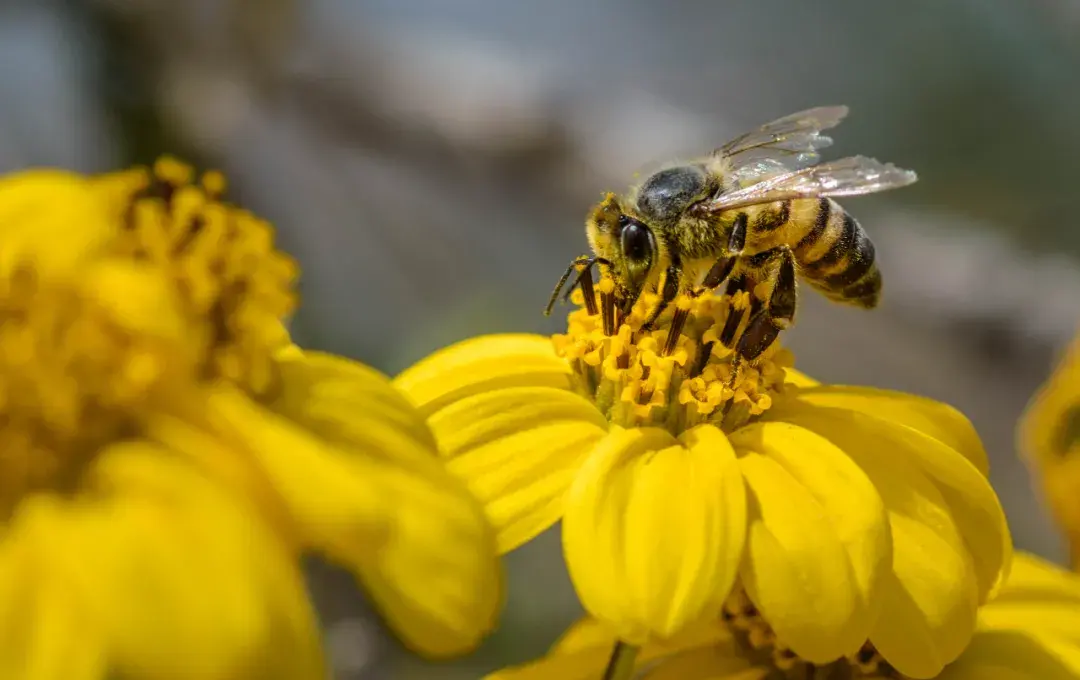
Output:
585,193,657,308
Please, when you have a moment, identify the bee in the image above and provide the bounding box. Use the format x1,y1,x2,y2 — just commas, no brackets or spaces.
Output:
546,106,917,365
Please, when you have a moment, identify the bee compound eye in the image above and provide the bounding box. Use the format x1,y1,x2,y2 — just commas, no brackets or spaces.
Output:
620,220,653,264
616,214,630,227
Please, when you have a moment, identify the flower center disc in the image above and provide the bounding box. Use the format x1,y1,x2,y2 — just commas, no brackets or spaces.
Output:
552,273,792,435
108,157,298,398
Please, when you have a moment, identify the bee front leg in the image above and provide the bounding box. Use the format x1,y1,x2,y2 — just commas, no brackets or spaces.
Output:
641,263,681,331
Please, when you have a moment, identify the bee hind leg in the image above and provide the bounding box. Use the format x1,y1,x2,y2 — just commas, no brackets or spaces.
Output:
736,248,796,362
725,248,797,396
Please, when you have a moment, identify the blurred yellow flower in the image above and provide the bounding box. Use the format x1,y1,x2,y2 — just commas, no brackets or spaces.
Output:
483,551,1080,680
1020,331,1080,567
0,162,501,680
394,275,1010,678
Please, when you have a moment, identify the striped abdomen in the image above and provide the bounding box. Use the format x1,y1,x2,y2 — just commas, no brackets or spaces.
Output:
788,197,881,308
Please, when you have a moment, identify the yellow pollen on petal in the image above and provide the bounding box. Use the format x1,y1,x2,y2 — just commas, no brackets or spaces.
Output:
104,157,299,398
552,273,792,435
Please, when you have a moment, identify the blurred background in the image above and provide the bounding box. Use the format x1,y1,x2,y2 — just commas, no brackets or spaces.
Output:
6,0,1080,676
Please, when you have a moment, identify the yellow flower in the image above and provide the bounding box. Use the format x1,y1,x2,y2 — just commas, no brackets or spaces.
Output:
0,162,501,679
1020,330,1080,567
483,551,1080,680
394,274,1011,678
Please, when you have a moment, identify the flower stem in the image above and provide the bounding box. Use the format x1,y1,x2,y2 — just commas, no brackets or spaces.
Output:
602,641,639,680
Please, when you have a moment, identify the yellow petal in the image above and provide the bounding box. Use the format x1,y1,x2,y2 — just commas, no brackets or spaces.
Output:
782,367,819,388
0,536,106,680
778,408,979,678
562,425,746,643
1019,336,1080,564
394,334,574,418
271,349,438,465
429,385,607,552
775,398,1009,604
1020,334,1080,465
938,631,1080,680
192,363,502,658
734,455,859,662
978,553,1080,645
640,646,763,680
0,170,116,278
550,618,619,655
489,617,735,680
768,385,988,474
939,553,1080,680
728,422,888,661
4,442,324,680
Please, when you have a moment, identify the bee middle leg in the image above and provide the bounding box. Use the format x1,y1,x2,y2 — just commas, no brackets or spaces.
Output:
733,247,797,365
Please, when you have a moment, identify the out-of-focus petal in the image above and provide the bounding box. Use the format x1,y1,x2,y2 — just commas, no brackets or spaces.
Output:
938,552,1080,680
429,385,607,552
394,334,574,418
937,630,1080,680
1020,334,1080,465
729,421,888,662
487,617,737,680
270,350,439,466
562,425,746,643
194,354,503,659
1019,335,1080,566
0,536,106,680
639,646,763,680
2,442,325,680
0,170,116,278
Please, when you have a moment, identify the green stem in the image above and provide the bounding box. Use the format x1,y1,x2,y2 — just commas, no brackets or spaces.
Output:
602,641,640,680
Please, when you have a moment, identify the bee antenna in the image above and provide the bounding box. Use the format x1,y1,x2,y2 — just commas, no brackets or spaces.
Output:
545,256,590,316
545,256,611,316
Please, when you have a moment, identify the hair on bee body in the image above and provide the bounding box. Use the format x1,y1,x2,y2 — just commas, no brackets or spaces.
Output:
547,106,916,369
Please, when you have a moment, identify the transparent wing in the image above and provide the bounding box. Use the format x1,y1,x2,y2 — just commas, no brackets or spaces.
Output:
718,106,850,173
694,156,918,214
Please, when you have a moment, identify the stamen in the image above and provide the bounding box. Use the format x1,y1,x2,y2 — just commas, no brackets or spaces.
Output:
721,585,905,678
599,277,617,336
662,296,693,357
552,272,790,434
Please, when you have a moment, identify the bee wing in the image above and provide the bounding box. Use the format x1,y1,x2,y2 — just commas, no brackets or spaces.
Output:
694,156,918,214
718,106,850,171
